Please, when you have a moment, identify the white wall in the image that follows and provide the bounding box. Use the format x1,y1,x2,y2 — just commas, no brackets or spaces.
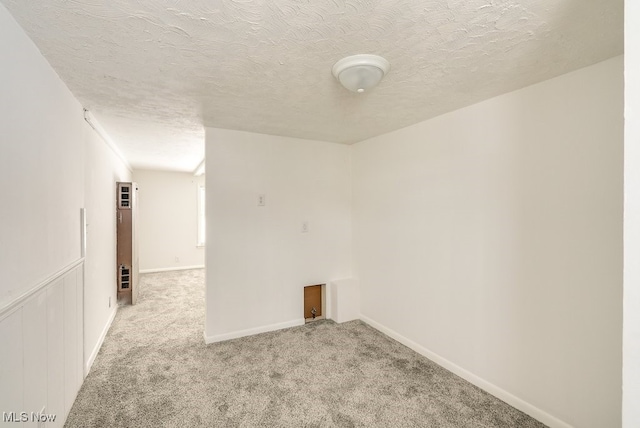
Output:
133,169,204,272
0,3,130,426
0,4,84,425
84,125,131,372
623,1,640,426
0,3,84,308
353,56,623,428
205,128,352,341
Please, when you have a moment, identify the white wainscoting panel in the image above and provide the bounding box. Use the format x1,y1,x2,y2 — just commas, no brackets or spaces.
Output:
76,268,84,384
63,273,80,417
0,309,23,423
22,289,48,428
47,278,65,428
0,260,84,428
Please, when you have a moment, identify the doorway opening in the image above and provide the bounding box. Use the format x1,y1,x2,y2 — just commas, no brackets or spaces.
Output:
304,284,326,323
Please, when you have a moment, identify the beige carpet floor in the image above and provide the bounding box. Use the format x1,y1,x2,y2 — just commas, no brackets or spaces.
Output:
65,269,546,427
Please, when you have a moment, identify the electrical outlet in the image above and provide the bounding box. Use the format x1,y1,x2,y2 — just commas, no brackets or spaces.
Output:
302,221,309,233
175,256,180,263
258,194,266,206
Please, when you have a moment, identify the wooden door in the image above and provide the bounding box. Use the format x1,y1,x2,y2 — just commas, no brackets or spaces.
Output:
304,285,323,321
116,182,139,304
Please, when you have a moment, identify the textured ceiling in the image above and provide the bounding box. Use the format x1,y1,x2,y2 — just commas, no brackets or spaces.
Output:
2,0,623,172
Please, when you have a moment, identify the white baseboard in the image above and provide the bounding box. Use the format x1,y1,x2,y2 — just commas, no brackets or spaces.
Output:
359,315,573,428
204,318,305,344
85,306,117,377
140,265,204,274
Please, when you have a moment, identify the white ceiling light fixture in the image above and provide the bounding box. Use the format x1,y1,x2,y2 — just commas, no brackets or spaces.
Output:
332,54,390,93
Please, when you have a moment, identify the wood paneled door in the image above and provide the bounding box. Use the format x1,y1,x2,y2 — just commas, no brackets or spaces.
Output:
304,284,323,322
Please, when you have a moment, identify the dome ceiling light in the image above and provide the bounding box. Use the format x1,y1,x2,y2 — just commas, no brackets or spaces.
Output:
332,54,390,93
